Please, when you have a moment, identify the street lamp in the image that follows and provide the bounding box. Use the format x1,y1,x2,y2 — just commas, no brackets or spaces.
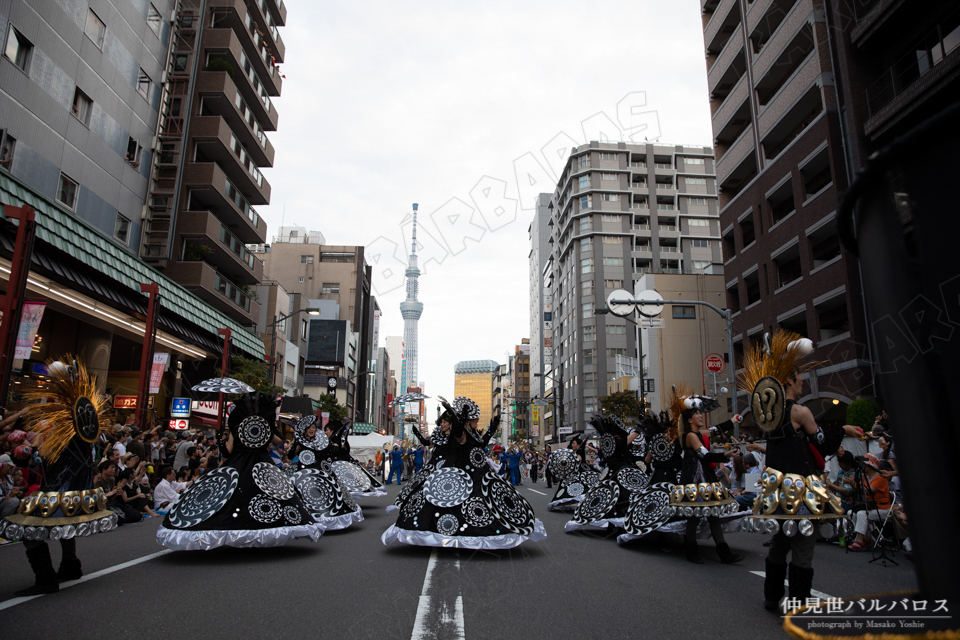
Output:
533,370,563,443
268,308,320,389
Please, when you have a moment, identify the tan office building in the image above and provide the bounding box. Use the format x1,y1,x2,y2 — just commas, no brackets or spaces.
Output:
453,360,499,429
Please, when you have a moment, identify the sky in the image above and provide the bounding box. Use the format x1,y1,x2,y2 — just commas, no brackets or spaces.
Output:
258,1,716,419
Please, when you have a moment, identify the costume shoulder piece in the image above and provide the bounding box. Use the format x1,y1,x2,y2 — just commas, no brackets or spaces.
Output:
0,356,119,542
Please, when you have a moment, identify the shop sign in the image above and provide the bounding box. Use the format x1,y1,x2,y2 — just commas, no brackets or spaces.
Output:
168,419,189,430
149,353,169,395
114,396,137,409
14,302,46,359
170,398,191,418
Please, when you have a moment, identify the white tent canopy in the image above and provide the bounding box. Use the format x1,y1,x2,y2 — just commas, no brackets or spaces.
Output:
349,433,393,463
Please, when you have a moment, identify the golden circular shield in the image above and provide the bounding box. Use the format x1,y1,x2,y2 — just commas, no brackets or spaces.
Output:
751,376,786,433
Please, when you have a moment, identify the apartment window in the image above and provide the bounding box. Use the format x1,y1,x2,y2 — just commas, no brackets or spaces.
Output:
739,213,756,246
691,239,712,248
579,195,591,210
727,281,741,314
300,319,308,340
583,348,596,365
768,179,795,225
321,283,340,294
57,173,79,210
687,197,708,206
687,177,706,186
779,308,808,337
744,270,761,306
606,324,625,335
723,227,736,259
601,193,619,201
173,54,188,72
602,257,623,266
4,25,32,71
601,173,617,181
808,218,841,269
298,277,305,283
816,293,849,340
801,148,833,199
579,175,591,189
85,9,106,48
684,157,705,165
147,4,162,36
600,153,617,160
300,255,314,264
581,257,594,274
126,137,142,167
581,279,593,295
688,218,709,228
114,214,130,243
0,131,15,171
582,302,593,319
137,69,152,98
584,372,596,386
692,260,711,271
603,279,623,289
72,88,93,125
673,305,696,319
580,237,592,253
583,325,596,341
774,243,802,289
601,214,619,222
578,155,589,168
607,348,626,359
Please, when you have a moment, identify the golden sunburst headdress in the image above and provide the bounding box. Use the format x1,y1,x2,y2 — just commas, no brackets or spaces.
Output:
21,356,114,463
667,383,702,440
737,330,819,394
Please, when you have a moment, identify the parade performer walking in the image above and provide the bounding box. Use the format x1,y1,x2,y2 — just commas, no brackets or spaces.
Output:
323,420,387,498
565,415,649,531
1,357,119,596
288,415,362,531
736,332,861,611
546,434,601,512
382,397,546,549
157,394,323,550
671,386,744,565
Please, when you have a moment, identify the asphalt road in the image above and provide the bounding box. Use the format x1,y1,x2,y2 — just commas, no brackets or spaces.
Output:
0,482,917,640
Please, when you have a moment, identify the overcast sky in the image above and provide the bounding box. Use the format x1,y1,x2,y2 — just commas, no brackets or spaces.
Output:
259,1,715,420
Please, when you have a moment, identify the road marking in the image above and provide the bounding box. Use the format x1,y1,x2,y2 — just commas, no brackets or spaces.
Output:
749,570,834,600
527,488,547,496
0,549,173,611
411,549,465,640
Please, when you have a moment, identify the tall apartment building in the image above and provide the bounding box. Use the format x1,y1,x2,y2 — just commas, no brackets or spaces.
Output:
700,0,872,419
529,194,552,414
543,141,722,437
1,1,265,407
510,341,530,440
453,360,498,430
142,0,286,329
258,228,377,420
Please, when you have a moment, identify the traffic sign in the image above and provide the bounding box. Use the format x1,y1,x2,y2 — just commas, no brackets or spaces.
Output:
168,419,189,430
171,397,191,418
634,289,664,317
704,353,725,374
640,317,664,329
606,289,636,317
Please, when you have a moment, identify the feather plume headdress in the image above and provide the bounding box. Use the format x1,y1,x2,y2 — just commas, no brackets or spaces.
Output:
21,356,114,463
667,383,702,438
737,330,819,394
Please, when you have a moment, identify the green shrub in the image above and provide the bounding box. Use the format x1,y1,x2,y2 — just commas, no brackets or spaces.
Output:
205,58,234,79
846,398,878,430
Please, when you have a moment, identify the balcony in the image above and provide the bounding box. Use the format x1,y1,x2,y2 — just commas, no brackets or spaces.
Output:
197,76,275,165
203,28,281,105
751,4,811,82
164,259,260,323
708,30,745,93
175,209,264,283
182,162,267,244
197,70,278,133
759,82,824,162
190,116,271,203
704,0,741,66
245,0,286,63
264,0,287,26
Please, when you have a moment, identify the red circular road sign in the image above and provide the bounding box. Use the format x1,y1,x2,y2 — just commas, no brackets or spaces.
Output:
704,353,725,373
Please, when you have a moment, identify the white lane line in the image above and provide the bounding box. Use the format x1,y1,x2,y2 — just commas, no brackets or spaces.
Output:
749,570,834,600
411,549,465,640
0,549,173,612
526,488,547,496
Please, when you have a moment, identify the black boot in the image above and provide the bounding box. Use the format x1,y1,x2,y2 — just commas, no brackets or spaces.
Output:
717,542,745,564
763,560,787,612
685,539,704,564
57,539,82,582
788,564,815,601
14,544,59,597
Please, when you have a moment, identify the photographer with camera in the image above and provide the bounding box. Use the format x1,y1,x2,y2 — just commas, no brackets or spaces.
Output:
847,454,892,551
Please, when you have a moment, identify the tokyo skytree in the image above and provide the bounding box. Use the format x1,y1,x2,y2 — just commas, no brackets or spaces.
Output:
400,203,423,391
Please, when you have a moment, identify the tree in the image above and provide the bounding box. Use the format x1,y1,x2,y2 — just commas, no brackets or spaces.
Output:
220,356,285,396
314,392,348,422
846,398,879,431
600,390,642,423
